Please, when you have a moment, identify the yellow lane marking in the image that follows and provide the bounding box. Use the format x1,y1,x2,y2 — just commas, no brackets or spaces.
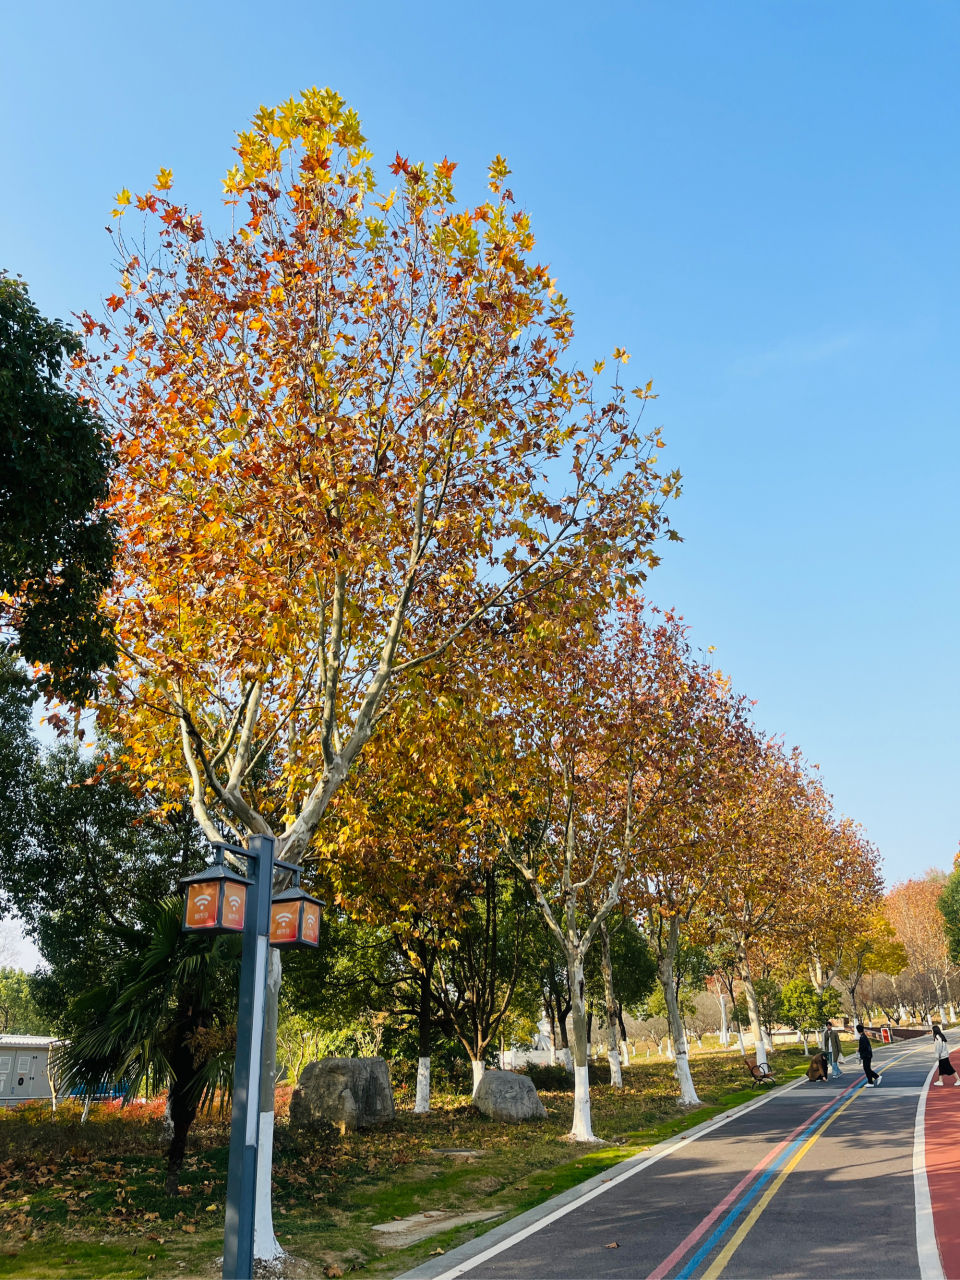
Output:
703,1046,922,1280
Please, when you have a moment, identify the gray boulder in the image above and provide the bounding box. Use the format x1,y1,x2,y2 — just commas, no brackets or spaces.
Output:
473,1070,546,1124
290,1057,395,1134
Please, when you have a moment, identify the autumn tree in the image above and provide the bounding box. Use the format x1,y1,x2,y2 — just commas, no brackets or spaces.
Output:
625,666,756,1104
887,873,954,1022
486,599,733,1131
834,911,908,1023
76,89,678,1243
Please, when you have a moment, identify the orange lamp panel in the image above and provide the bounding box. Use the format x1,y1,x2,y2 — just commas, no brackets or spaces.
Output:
270,901,300,945
301,902,320,945
221,884,247,931
185,881,220,929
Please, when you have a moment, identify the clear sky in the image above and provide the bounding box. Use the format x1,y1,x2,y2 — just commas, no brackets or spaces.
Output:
3,1,958,888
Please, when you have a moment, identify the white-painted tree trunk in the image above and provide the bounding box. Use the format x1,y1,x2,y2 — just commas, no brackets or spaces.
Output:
549,1042,557,1065
81,1095,91,1124
599,921,623,1088
718,990,729,1047
415,1057,431,1113
471,1059,485,1095
659,918,700,1106
620,1039,630,1065
567,956,600,1142
255,947,284,1262
738,954,768,1072
608,1047,623,1088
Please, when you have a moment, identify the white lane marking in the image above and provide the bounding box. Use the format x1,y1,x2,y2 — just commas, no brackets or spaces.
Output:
914,1059,944,1280
416,1043,929,1280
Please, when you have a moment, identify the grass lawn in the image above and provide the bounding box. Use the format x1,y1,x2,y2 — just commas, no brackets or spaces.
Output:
0,1042,848,1279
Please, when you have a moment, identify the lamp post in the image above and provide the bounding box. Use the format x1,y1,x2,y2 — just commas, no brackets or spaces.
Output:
179,836,323,1280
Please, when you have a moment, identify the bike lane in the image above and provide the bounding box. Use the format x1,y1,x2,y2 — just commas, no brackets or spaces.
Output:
402,1040,940,1280
925,1047,960,1280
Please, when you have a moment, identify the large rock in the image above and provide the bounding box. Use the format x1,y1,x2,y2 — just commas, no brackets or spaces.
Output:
473,1070,546,1124
290,1057,395,1134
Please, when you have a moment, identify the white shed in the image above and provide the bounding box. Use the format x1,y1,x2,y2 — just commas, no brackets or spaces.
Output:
0,1036,65,1106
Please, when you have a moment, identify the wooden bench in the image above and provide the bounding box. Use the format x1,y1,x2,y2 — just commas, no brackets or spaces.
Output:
743,1056,776,1087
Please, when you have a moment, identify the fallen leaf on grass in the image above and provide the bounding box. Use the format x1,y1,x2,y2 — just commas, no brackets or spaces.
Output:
430,1248,445,1256
205,1204,217,1212
323,1268,343,1278
147,1256,156,1262
144,1212,160,1221
182,1224,196,1233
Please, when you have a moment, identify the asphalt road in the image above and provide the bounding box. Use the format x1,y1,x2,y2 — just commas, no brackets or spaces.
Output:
403,1040,948,1280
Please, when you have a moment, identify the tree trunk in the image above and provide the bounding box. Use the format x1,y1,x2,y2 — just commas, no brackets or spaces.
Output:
254,948,283,1261
618,1005,630,1064
414,959,433,1113
567,952,598,1141
547,1002,557,1066
738,951,768,1072
164,1072,199,1196
599,922,623,1088
659,918,699,1105
717,988,729,1048
471,1058,485,1095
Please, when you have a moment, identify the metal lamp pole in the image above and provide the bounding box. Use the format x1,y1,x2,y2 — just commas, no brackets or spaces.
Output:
222,833,275,1280
181,835,321,1280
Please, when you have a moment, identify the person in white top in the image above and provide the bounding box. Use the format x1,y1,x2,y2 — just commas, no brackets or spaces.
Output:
932,1023,959,1086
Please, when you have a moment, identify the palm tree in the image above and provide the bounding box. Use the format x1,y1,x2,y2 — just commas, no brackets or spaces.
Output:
61,897,240,1194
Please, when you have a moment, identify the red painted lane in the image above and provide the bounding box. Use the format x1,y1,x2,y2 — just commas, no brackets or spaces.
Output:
646,1077,864,1280
926,1049,960,1280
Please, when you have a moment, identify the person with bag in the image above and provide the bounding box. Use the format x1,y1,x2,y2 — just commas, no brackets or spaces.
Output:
932,1024,959,1086
823,1025,844,1079
856,1023,881,1087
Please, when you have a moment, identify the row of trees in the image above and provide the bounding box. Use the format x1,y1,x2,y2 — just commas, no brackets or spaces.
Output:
0,88,886,1258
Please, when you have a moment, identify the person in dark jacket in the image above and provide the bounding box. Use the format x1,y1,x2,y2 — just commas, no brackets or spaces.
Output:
856,1023,881,1087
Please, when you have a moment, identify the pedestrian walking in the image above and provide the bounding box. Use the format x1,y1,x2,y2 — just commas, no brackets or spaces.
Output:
856,1023,881,1087
932,1024,959,1087
823,1024,843,1079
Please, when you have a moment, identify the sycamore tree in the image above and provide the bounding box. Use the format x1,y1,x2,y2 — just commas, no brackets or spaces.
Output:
887,873,954,1022
711,742,813,1071
74,89,678,1251
486,599,731,1134
625,663,756,1106
792,812,883,1000
835,911,908,1023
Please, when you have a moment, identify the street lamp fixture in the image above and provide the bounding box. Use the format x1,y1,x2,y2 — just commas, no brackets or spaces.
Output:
270,860,324,950
179,850,252,934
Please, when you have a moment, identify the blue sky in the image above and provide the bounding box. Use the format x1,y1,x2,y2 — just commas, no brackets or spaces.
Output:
3,1,958,887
